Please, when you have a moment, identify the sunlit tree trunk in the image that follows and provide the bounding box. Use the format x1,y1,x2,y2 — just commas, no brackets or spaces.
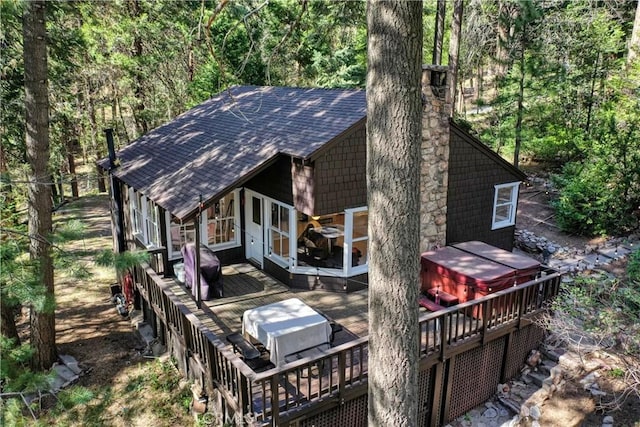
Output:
628,0,640,64
366,1,422,425
432,0,446,64
130,0,148,135
24,0,57,370
514,22,526,168
448,0,464,116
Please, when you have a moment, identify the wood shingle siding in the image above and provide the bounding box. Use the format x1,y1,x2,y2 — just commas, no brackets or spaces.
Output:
446,122,526,250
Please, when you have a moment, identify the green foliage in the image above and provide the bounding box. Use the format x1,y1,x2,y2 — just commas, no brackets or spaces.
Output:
95,249,150,274
55,387,96,410
0,336,52,393
628,249,640,281
1,242,51,312
608,367,625,379
552,162,622,236
552,104,640,236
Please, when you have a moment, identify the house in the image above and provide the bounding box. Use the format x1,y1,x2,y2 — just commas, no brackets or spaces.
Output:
98,65,526,294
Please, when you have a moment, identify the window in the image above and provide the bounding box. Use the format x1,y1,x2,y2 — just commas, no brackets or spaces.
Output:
206,192,238,247
291,207,368,276
145,198,160,247
129,188,160,247
492,182,520,229
166,190,241,259
269,201,291,261
350,209,369,266
168,215,196,259
130,189,144,235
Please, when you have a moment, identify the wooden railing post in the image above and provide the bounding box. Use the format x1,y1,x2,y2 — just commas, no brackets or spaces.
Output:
270,374,280,426
439,314,447,361
338,349,347,401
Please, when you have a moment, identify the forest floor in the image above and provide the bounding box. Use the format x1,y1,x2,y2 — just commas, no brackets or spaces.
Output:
12,170,639,426
14,194,196,426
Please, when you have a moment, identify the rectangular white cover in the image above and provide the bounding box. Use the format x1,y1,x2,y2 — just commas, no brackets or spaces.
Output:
242,298,332,366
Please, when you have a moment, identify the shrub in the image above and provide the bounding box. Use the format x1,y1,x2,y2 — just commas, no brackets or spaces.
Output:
552,161,638,236
627,248,640,282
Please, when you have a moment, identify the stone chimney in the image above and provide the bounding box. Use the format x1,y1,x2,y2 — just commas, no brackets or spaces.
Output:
420,64,451,251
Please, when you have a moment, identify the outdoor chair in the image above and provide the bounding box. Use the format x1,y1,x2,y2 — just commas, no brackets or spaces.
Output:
226,332,260,360
226,332,272,372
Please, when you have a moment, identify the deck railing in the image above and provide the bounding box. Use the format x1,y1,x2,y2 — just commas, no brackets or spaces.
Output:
132,262,562,426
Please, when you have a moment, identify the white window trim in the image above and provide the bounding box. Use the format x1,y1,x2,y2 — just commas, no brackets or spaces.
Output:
344,207,368,276
266,198,293,268
166,190,242,260
491,182,520,230
129,188,143,238
129,188,162,249
145,198,160,248
204,189,242,251
166,214,198,260
290,206,369,277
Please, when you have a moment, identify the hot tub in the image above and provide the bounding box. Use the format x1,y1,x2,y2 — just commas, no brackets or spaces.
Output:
452,241,540,284
420,246,516,316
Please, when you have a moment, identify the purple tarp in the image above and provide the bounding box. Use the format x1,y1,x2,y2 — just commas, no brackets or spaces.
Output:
181,243,223,300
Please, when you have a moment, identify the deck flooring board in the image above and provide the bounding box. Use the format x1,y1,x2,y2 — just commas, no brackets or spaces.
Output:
158,263,369,352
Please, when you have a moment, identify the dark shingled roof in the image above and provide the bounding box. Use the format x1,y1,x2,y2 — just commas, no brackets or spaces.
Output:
98,85,366,220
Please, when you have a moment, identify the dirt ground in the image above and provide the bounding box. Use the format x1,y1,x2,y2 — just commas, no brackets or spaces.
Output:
14,195,194,426
15,172,638,426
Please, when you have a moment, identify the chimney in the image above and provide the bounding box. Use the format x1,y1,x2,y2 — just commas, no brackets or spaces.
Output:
420,64,451,251
104,128,126,253
105,128,117,169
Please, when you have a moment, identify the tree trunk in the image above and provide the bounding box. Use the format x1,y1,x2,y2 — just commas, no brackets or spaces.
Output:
68,153,78,198
495,0,511,77
513,24,526,169
448,0,464,116
131,0,148,135
628,0,640,64
1,301,20,343
366,1,422,426
432,0,446,64
23,0,57,370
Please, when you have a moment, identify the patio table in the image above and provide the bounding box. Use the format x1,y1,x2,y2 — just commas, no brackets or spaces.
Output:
312,225,344,254
242,298,332,366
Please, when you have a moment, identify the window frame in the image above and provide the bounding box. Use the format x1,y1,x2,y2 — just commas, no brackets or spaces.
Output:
129,188,144,237
290,206,369,277
267,199,293,267
491,182,520,230
204,190,241,250
344,207,369,276
144,197,160,247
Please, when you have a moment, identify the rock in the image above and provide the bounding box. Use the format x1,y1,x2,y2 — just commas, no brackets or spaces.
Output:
589,387,607,397
58,354,82,375
526,350,542,367
507,416,521,427
497,396,521,415
498,383,510,396
529,405,541,420
602,415,614,425
482,407,498,419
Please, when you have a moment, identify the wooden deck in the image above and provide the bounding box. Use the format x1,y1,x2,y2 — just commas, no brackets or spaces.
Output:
167,263,370,348
134,258,562,425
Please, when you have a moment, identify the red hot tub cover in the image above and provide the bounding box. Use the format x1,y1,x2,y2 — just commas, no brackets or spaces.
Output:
420,246,516,303
452,241,540,283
